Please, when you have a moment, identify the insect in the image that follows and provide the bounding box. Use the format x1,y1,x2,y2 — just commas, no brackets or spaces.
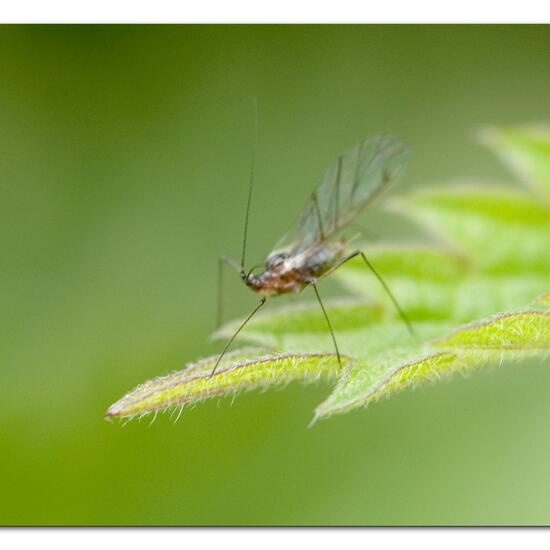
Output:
213,130,415,376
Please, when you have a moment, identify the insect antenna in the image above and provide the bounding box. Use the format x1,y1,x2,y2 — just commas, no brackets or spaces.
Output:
240,97,258,277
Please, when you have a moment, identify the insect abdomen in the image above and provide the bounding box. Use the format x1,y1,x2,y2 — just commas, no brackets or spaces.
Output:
302,243,343,279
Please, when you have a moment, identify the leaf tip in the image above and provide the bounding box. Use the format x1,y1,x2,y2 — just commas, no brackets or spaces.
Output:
104,399,125,420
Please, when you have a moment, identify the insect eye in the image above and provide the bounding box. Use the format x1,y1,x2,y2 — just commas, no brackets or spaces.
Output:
266,253,287,269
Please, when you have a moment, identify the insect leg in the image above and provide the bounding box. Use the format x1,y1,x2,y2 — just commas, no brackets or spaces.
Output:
211,297,267,377
335,250,416,338
217,255,242,329
311,282,342,367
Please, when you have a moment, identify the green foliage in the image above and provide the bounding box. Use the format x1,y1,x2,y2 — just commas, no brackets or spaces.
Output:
107,125,550,424
106,349,346,421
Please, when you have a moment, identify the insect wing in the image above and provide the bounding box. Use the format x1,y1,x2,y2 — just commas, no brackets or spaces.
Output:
288,134,410,254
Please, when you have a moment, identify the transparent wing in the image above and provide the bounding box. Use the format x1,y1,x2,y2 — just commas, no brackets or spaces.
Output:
285,134,410,254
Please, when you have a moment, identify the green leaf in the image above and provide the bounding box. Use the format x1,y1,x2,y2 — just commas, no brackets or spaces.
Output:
106,349,347,420
535,293,550,309
432,310,550,351
479,124,550,197
314,351,459,419
214,300,384,348
315,310,550,420
107,124,550,423
389,184,550,274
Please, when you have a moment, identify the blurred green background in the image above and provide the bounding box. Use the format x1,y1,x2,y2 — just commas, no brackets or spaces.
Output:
2,25,550,526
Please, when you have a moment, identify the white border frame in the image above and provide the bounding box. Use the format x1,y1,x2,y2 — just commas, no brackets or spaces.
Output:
0,0,549,23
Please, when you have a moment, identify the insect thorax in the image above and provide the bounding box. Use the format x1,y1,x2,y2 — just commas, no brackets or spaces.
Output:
246,242,346,296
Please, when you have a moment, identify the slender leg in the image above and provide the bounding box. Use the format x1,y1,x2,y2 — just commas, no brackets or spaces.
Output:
330,250,416,338
311,282,342,368
210,297,267,377
217,255,242,330
357,251,415,337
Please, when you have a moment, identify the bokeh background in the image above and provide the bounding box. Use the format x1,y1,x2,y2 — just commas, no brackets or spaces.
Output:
2,25,550,526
